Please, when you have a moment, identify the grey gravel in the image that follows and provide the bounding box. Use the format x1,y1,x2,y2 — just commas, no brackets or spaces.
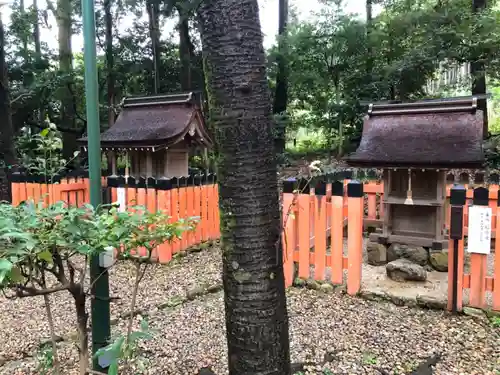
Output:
0,245,498,375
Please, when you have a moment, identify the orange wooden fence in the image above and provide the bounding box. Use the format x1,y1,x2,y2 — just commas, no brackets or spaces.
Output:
10,174,498,311
361,181,500,237
10,174,220,263
282,180,364,295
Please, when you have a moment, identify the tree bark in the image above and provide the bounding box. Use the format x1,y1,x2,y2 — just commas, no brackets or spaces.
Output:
54,0,77,158
73,290,89,375
33,0,41,57
147,0,161,94
472,0,488,138
198,1,291,374
366,0,373,78
272,0,288,154
104,0,115,128
179,9,194,92
0,16,17,201
33,0,44,124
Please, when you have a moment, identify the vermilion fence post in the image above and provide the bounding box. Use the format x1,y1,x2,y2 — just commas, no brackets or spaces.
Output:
157,177,173,263
448,185,466,312
186,176,195,247
282,179,296,287
331,181,344,285
178,177,188,251
146,178,158,260
170,178,181,254
200,175,209,241
297,179,311,279
347,180,363,295
469,187,489,309
214,175,220,238
193,175,202,244
494,190,500,311
313,179,327,281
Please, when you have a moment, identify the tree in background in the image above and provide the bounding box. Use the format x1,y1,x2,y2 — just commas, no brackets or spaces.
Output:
198,0,291,373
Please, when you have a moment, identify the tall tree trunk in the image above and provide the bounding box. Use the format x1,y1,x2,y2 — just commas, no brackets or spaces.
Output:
54,0,76,158
33,0,44,124
272,0,288,155
104,0,115,128
20,0,28,61
178,9,194,92
366,0,373,78
0,16,17,201
147,0,161,94
198,1,291,374
33,0,41,56
472,0,488,138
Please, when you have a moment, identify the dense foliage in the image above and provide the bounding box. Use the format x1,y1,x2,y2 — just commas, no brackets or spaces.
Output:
2,0,500,161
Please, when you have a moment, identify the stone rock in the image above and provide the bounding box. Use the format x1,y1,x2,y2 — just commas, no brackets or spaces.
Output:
387,243,429,266
293,278,306,287
429,251,448,272
186,286,205,300
320,283,334,293
386,259,427,282
305,279,321,290
367,242,387,265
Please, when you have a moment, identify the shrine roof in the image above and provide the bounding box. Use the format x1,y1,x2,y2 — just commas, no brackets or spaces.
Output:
78,92,213,151
345,97,484,169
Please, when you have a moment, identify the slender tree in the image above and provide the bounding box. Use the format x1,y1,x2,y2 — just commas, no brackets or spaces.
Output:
104,0,115,127
272,0,289,154
178,8,194,91
147,0,161,94
472,0,488,137
198,1,291,373
0,14,17,201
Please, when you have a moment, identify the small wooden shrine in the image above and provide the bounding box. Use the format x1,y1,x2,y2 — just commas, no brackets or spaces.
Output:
346,97,484,251
78,92,213,178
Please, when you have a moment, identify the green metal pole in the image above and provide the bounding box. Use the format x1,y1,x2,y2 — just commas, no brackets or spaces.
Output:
81,0,110,370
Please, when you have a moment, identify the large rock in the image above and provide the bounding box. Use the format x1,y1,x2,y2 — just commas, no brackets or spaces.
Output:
429,251,448,272
367,242,387,265
386,259,427,282
387,243,428,266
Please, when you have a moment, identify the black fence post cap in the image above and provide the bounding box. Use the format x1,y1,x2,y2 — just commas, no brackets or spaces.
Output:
347,180,363,197
283,178,297,194
450,185,466,206
473,186,489,206
331,181,344,196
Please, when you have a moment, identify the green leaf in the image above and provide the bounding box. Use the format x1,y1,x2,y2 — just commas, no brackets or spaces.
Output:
107,362,118,375
10,267,24,283
37,250,53,263
0,259,13,271
40,128,50,137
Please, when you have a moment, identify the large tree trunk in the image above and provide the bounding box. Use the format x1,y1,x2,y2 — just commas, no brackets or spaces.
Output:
55,0,77,159
0,17,16,201
472,0,488,138
147,0,161,94
198,1,291,374
33,0,41,57
366,0,373,78
272,0,288,155
104,0,115,128
33,0,44,124
178,9,194,92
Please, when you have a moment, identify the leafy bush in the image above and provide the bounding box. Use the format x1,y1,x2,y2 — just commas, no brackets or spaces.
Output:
15,122,76,177
0,199,196,374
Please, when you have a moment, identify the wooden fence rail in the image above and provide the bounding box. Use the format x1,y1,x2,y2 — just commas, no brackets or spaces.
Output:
10,174,220,263
9,174,499,312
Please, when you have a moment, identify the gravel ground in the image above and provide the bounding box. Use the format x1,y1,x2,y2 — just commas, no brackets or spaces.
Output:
0,245,498,375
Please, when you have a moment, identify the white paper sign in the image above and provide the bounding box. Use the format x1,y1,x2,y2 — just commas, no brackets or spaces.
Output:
117,187,126,212
467,205,492,255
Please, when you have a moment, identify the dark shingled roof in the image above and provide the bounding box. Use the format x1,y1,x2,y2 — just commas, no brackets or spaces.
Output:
78,92,213,149
345,97,484,168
